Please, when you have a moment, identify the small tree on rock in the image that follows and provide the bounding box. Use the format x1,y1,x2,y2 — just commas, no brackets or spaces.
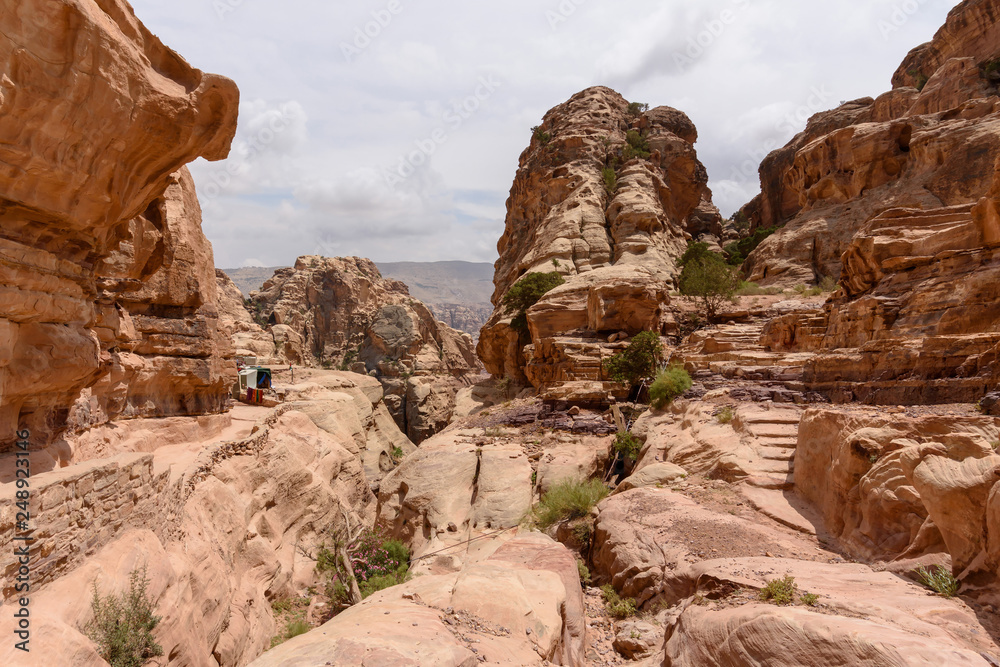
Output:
502,272,565,333
603,331,663,388
678,242,739,320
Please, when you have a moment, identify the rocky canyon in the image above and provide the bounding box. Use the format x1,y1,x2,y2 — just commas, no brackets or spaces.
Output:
6,1,1000,667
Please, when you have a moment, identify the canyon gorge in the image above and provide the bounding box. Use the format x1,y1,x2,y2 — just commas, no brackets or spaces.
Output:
5,1,1000,666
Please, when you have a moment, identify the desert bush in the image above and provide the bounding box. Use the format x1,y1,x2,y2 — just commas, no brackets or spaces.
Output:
679,243,739,319
577,560,592,586
350,529,410,583
613,431,643,462
723,225,780,266
285,619,310,639
502,272,565,332
85,566,163,667
495,375,516,399
627,101,650,116
532,479,609,529
759,575,797,606
915,565,959,598
603,331,663,387
623,129,651,160
359,568,410,599
532,125,551,144
819,275,839,292
601,584,637,619
649,366,693,410
602,166,618,195
716,406,735,424
800,592,820,606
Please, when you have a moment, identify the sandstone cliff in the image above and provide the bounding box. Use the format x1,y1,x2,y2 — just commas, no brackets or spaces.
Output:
478,87,721,400
743,0,1000,288
0,0,239,454
743,0,1000,405
250,256,481,442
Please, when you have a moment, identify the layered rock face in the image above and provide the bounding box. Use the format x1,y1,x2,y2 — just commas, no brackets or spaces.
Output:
216,269,277,360
68,167,236,433
0,0,239,452
743,0,1000,288
478,87,721,399
250,257,480,441
0,403,378,667
742,0,1000,405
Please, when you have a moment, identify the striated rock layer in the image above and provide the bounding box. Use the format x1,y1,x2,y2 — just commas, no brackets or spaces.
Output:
0,0,239,452
478,86,721,401
745,0,1000,405
250,256,481,442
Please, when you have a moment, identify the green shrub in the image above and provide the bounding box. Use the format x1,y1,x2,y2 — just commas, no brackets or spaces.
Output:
350,529,410,582
723,226,780,266
285,619,311,639
577,560,592,586
326,578,349,606
502,272,565,332
649,366,693,410
601,584,637,619
716,406,735,424
85,566,164,667
623,129,651,161
915,565,959,598
495,375,516,399
679,243,739,319
603,331,663,386
359,568,410,599
532,479,609,529
391,446,404,462
819,275,839,292
800,592,820,606
627,102,649,116
602,166,618,196
613,431,643,461
759,575,797,606
532,125,551,144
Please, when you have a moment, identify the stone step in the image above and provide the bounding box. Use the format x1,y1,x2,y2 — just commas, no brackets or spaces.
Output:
745,474,795,491
741,485,818,536
755,437,799,450
757,459,795,475
760,447,796,461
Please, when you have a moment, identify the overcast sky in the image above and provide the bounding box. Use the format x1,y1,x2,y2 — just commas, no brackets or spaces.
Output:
131,0,955,269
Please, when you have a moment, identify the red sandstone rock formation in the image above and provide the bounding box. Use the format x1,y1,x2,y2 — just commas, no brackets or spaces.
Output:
0,0,239,452
478,87,721,401
251,256,481,442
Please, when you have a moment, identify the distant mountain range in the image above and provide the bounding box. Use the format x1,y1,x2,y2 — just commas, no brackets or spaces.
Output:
221,261,497,336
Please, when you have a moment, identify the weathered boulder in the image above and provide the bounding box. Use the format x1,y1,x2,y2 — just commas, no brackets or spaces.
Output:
795,408,1000,576
246,534,587,667
376,428,533,566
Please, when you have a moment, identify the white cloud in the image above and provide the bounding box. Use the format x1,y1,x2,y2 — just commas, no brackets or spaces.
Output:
131,0,956,268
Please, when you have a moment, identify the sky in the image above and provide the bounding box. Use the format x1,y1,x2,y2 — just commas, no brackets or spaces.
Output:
130,0,956,269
